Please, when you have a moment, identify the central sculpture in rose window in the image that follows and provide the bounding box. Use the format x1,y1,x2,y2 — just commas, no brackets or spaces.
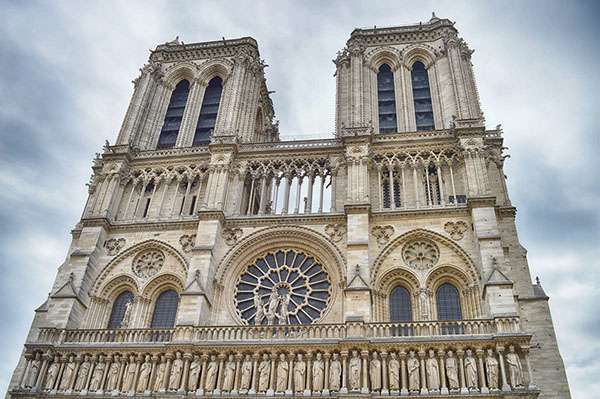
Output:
235,249,332,325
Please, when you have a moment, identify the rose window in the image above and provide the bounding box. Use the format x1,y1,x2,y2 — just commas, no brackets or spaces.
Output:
234,249,331,325
132,250,165,278
402,240,439,270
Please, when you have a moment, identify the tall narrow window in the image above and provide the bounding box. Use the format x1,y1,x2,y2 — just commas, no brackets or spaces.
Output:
436,283,462,320
411,61,434,131
157,80,190,149
108,291,134,329
377,64,397,133
193,77,223,146
389,286,412,321
151,289,179,328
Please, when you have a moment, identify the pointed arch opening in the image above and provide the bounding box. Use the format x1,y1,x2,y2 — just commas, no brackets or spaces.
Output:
377,64,397,133
107,291,134,329
193,76,223,146
411,61,434,131
157,79,190,149
150,289,179,328
389,285,412,322
436,282,462,321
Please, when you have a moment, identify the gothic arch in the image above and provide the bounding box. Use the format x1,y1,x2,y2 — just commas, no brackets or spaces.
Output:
365,46,402,72
141,273,185,300
98,274,139,301
373,267,420,322
197,58,233,85
402,44,439,69
163,62,200,87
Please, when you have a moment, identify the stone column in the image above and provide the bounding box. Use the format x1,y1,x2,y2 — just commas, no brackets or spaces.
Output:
198,354,208,396
162,355,172,393
399,351,408,396
476,349,488,393
286,354,293,396
267,354,276,396
522,346,537,390
323,352,330,395
180,353,191,393
294,175,303,214
418,351,428,395
215,354,225,395
438,350,448,395
281,173,292,214
497,346,511,392
249,353,259,395
340,351,348,394
232,353,242,395
381,351,389,395
34,354,50,392
305,173,315,213
360,350,369,394
457,350,468,395
305,352,313,395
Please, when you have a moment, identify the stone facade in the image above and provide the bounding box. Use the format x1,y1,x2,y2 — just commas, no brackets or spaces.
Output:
7,15,571,399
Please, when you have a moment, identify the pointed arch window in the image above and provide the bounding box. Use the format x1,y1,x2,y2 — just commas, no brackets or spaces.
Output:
389,286,412,322
377,64,397,133
150,289,179,328
193,76,223,146
107,291,134,329
411,61,434,131
157,80,190,149
436,283,462,320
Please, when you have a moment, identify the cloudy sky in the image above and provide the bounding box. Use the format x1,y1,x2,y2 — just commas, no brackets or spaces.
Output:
0,0,598,397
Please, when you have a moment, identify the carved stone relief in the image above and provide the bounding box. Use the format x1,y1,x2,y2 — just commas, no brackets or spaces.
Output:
324,223,346,242
179,234,196,252
222,227,243,246
372,225,394,246
402,240,439,270
444,221,468,240
104,238,126,256
132,250,165,279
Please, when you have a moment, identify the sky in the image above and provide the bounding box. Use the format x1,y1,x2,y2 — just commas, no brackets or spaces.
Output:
0,0,598,397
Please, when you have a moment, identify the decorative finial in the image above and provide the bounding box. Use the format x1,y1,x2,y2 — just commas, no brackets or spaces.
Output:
535,276,541,285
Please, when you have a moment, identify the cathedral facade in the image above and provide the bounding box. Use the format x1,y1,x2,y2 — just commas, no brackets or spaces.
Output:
8,16,571,399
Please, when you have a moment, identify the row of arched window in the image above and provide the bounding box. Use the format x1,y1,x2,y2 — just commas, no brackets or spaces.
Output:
108,290,180,329
376,61,434,134
389,282,462,322
157,77,223,149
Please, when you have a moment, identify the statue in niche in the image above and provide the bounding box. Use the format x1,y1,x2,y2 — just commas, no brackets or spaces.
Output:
137,355,152,392
222,354,236,392
240,354,253,392
59,355,76,390
257,354,271,392
312,353,324,391
293,353,306,392
254,294,266,325
120,300,132,328
168,352,184,390
106,356,121,391
23,352,41,388
445,351,459,390
349,350,361,390
44,355,60,390
407,351,420,392
485,349,499,390
276,353,289,392
123,355,137,392
506,346,523,388
388,352,400,391
153,356,166,391
329,353,341,391
464,349,478,390
188,354,202,391
205,354,219,391
74,355,91,391
426,350,440,391
88,355,105,392
369,352,382,391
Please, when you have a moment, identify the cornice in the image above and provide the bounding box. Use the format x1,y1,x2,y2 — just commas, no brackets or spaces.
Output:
151,37,259,63
370,205,470,221
225,213,346,228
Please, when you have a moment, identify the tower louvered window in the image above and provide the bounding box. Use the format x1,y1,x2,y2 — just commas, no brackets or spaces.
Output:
157,80,190,149
377,64,397,133
193,77,223,146
150,290,179,328
107,291,134,329
411,61,434,131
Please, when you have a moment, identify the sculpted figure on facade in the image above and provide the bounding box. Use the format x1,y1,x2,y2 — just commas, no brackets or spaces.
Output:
59,355,76,390
349,350,361,390
205,354,219,391
464,349,478,390
445,351,459,390
23,352,41,389
267,291,280,325
222,354,237,392
88,355,105,392
276,353,289,392
407,351,420,392
293,353,306,392
426,349,440,391
485,349,499,390
107,355,121,391
240,354,253,392
328,353,341,391
44,355,60,391
153,356,166,391
188,354,202,391
257,354,271,393
169,352,184,390
388,352,400,391
370,351,382,391
506,346,524,388
137,355,152,392
74,355,91,391
253,294,266,325
312,352,324,391
120,300,132,328
123,355,137,392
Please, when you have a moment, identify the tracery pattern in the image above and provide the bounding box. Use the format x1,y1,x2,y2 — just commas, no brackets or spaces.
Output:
234,250,331,325
402,240,439,270
132,250,165,278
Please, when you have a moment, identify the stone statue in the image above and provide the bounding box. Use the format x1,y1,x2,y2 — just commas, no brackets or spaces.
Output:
485,349,499,390
464,349,478,390
388,352,400,391
24,352,41,388
349,350,361,390
312,353,324,391
123,355,137,392
137,355,151,392
277,294,290,325
293,353,306,392
329,353,341,391
257,354,271,392
153,356,166,391
407,351,420,392
168,352,183,390
222,354,236,392
74,355,91,391
88,355,105,392
506,346,523,388
188,355,201,391
445,351,459,390
44,355,60,390
254,294,265,325
276,353,288,392
59,356,76,390
426,350,440,391
205,355,219,391
369,352,382,391
120,300,132,328
240,354,253,392
106,356,121,391
267,291,280,325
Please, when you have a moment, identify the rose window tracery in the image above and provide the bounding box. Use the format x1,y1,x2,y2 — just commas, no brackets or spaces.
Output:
234,249,332,325
132,250,165,278
402,240,439,270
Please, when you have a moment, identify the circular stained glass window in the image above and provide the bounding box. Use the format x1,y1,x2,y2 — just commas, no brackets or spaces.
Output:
234,249,331,325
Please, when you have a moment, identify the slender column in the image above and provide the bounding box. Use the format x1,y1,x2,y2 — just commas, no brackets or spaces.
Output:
192,175,205,214
388,164,395,209
381,351,389,395
247,176,256,215
476,349,488,393
436,163,446,206
249,354,259,395
156,178,170,217
286,354,293,395
232,354,242,394
318,174,325,213
198,354,208,395
305,353,313,395
267,354,276,396
121,181,137,220
162,355,172,393
99,356,110,394
281,174,291,214
418,351,428,395
424,166,432,207
496,347,511,392
180,354,191,393
258,176,268,214
457,350,468,394
34,354,50,392
146,178,159,217
377,165,384,209
330,169,337,212
401,165,406,208
132,180,149,218
449,162,458,205
437,350,448,395
412,165,420,208
19,355,32,388
399,351,408,396
215,354,225,394
294,175,303,214
52,357,65,394
522,347,537,390
323,353,330,395
306,173,315,213
272,177,280,214
360,350,369,394
340,351,348,394
170,178,182,217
